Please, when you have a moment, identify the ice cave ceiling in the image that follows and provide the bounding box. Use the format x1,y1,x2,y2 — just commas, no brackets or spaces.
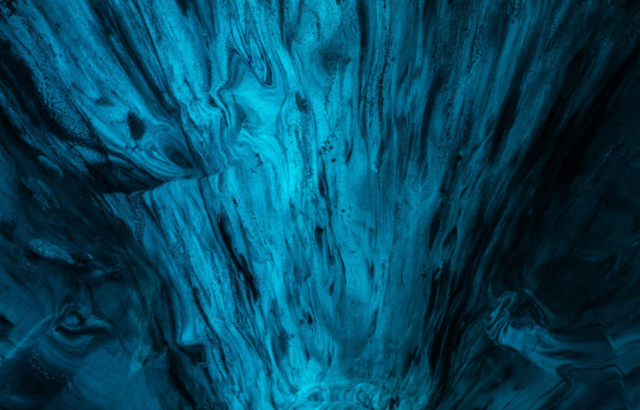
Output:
1,0,640,409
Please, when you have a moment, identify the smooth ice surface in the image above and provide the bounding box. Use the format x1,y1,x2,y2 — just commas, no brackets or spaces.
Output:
1,1,640,409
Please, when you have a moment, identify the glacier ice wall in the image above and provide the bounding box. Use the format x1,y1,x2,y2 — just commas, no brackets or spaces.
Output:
1,0,640,409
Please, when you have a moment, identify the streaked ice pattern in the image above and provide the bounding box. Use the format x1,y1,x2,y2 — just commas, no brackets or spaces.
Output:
1,1,640,409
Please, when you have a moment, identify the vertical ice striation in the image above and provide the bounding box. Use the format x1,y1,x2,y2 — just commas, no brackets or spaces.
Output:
1,0,640,409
